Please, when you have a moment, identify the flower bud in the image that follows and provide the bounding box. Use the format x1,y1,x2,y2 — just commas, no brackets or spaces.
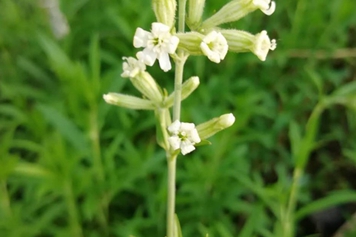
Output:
165,76,200,107
201,0,276,29
130,71,164,104
221,29,276,61
152,0,176,28
103,93,155,110
187,0,206,30
196,113,235,140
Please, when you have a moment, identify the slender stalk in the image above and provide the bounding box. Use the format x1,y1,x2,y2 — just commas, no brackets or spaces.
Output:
64,179,83,237
0,181,11,217
283,167,303,237
89,107,109,233
166,154,177,237
172,56,186,121
282,102,324,237
166,1,187,237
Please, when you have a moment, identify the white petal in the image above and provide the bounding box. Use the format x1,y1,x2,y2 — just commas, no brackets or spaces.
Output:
166,35,180,54
158,52,172,72
180,122,195,131
151,22,170,35
168,120,181,134
121,56,146,78
200,42,212,57
254,30,271,61
134,28,151,48
261,1,276,15
180,141,196,155
138,49,157,66
168,136,181,150
200,31,228,63
189,129,201,143
209,52,222,63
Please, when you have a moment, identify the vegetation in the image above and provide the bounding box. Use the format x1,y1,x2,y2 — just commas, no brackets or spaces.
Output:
1,0,356,236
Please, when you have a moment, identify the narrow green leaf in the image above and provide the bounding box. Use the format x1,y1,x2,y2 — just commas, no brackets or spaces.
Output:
332,81,356,97
13,162,53,179
174,214,183,237
37,104,90,155
288,120,301,162
215,223,233,237
239,204,263,237
305,67,323,96
89,33,100,92
295,190,356,220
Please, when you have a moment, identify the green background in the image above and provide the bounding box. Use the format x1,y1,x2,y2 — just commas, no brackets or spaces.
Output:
1,0,356,236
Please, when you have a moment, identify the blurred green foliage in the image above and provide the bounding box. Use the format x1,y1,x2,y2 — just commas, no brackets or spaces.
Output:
1,0,356,236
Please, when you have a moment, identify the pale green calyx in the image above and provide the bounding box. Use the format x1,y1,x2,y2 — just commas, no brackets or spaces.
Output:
187,0,206,30
152,0,176,28
196,113,236,140
121,56,163,103
201,0,276,29
221,29,276,61
176,32,205,55
103,93,155,110
131,71,164,104
165,76,200,107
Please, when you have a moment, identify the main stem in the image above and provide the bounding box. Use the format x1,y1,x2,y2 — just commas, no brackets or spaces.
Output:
167,154,177,237
283,167,303,237
166,1,187,237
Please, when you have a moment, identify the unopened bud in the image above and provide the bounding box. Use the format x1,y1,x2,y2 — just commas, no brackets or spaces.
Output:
152,0,176,28
187,0,206,30
201,0,276,30
103,93,155,110
131,71,164,104
196,113,235,140
165,76,200,107
221,29,276,61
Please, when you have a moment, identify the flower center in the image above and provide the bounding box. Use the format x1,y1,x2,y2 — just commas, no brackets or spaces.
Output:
178,131,188,141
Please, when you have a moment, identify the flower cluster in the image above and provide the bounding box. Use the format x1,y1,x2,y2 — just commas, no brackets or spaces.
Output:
104,0,277,155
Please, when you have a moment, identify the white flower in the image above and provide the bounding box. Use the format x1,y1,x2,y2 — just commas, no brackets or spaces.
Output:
200,31,228,63
121,56,146,78
133,22,179,72
253,30,277,61
168,120,201,155
253,0,276,15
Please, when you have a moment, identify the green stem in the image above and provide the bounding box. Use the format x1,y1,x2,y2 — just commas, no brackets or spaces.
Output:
167,154,177,237
283,167,303,237
282,102,325,237
166,1,187,237
90,106,108,233
0,180,11,217
64,179,83,237
172,55,186,121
